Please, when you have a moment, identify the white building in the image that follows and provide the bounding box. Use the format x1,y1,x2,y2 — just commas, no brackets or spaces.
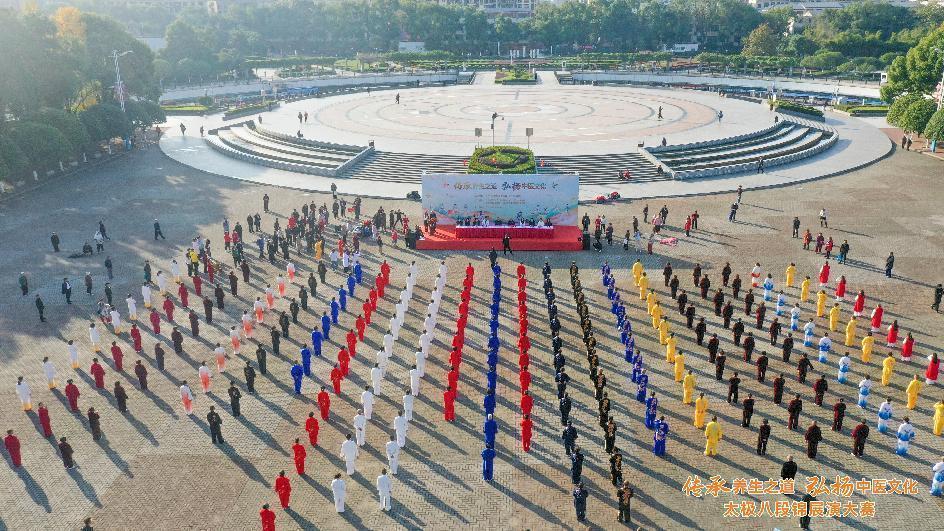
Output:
435,0,537,20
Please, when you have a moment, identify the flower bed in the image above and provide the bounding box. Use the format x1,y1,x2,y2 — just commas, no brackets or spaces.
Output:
495,68,536,85
468,146,536,174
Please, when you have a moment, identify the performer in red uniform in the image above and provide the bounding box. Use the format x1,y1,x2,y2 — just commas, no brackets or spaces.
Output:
317,386,331,420
519,366,532,394
178,283,189,308
274,471,291,508
3,430,21,467
338,348,350,377
162,296,175,321
305,412,320,445
65,379,80,411
260,504,276,531
90,358,106,388
130,323,142,352
292,438,307,475
38,403,53,437
355,316,366,341
521,414,533,452
346,330,357,358
110,342,124,371
149,308,161,334
443,386,457,421
330,365,344,395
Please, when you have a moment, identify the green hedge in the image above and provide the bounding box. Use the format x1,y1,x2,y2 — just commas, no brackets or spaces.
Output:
223,101,278,120
468,146,536,174
774,101,824,117
834,104,888,116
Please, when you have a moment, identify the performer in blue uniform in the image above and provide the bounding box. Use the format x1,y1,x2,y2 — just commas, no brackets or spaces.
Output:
631,355,643,383
482,444,496,481
311,327,323,357
486,368,497,391
484,414,498,446
321,312,332,340
484,389,496,416
330,297,340,324
300,345,312,376
645,392,658,429
653,416,669,456
636,369,649,402
290,361,304,394
347,274,356,297
353,261,363,284
337,289,347,313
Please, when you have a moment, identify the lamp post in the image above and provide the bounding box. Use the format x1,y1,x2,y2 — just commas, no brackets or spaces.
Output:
110,50,134,112
491,112,503,146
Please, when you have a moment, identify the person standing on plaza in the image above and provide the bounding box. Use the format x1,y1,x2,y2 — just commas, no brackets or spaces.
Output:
331,473,346,512
274,470,291,509
207,406,224,444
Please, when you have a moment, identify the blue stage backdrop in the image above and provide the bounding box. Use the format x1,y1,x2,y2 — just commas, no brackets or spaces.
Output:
422,173,579,226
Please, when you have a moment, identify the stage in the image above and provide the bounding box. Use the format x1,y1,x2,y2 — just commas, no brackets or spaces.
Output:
415,225,584,251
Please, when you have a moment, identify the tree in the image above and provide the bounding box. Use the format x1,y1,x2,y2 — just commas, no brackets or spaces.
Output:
924,107,944,142
78,107,108,143
762,6,794,36
800,51,845,70
783,34,820,57
887,93,924,125
25,108,91,153
898,98,937,133
0,135,30,177
742,24,780,56
125,100,165,130
7,122,73,168
881,24,944,102
81,103,130,140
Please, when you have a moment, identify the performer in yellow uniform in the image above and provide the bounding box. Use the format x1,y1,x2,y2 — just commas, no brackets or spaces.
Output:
844,317,857,347
632,260,643,286
665,333,677,363
800,276,811,302
646,290,657,315
881,352,896,386
651,302,662,329
315,240,323,260
704,416,722,456
682,371,696,405
905,375,922,410
933,399,944,436
816,290,827,317
860,331,874,363
658,318,670,345
673,350,685,382
785,263,796,288
638,273,649,300
694,393,708,428
829,304,841,331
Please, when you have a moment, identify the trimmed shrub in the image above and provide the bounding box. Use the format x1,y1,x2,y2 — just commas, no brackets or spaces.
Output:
773,101,824,117
0,135,30,176
468,146,536,174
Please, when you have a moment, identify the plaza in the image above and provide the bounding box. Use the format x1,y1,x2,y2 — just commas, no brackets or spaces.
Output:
2,121,944,528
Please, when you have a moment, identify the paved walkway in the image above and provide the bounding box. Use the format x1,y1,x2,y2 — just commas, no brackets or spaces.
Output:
0,147,942,529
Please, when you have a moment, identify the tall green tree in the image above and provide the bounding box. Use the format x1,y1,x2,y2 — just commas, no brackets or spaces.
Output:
881,24,944,102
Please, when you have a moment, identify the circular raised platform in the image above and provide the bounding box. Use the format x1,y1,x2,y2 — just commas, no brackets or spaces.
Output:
160,73,892,200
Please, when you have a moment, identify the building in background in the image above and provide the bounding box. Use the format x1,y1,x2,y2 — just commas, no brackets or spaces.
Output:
435,0,536,20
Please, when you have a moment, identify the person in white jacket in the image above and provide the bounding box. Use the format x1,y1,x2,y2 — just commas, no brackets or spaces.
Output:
340,433,359,474
331,473,346,512
377,469,392,511
385,434,400,475
16,376,32,411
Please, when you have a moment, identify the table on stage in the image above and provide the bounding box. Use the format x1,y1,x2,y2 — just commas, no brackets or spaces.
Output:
454,226,556,239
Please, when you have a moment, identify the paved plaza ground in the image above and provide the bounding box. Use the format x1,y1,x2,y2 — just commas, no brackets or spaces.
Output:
1,143,943,530
161,74,891,200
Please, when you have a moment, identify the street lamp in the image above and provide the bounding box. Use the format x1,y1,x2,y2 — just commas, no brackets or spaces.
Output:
491,112,503,146
110,50,134,112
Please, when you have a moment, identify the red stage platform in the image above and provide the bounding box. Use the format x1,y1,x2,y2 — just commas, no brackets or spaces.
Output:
415,225,584,251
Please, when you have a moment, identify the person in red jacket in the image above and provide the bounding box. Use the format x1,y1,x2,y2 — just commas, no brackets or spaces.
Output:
317,386,331,420
337,348,350,377
521,414,533,452
3,430,21,467
274,470,291,508
260,504,276,531
178,283,189,308
149,308,161,334
363,301,373,325
162,296,175,321
109,342,124,371
443,386,457,421
65,379,80,411
306,411,320,445
447,365,460,395
38,403,52,437
346,330,357,358
368,288,378,312
519,366,532,394
192,274,202,297
330,364,344,395
130,323,142,352
292,438,307,475
90,358,106,388
520,390,534,416
355,315,366,341
516,263,526,278
375,274,385,298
